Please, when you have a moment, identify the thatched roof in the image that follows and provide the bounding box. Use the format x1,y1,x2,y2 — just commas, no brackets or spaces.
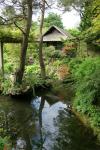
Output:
42,25,72,42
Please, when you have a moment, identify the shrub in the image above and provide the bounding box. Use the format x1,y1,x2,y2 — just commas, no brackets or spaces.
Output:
24,64,45,86
62,39,77,57
0,136,11,150
4,62,14,73
72,57,100,127
1,79,13,95
44,46,63,60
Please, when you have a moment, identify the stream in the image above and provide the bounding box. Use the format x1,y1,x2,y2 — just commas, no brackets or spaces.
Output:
0,89,100,150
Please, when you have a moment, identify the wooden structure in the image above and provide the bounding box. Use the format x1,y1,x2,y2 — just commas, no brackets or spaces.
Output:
0,30,33,74
41,25,72,48
0,37,22,75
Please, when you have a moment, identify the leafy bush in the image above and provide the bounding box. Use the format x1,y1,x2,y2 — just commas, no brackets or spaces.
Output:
80,0,100,47
44,46,64,61
0,136,11,150
68,28,81,37
1,78,13,95
4,62,14,73
72,57,100,127
62,39,77,57
24,64,45,86
46,58,70,80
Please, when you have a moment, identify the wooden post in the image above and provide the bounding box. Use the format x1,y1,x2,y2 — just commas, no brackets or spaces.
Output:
0,42,4,75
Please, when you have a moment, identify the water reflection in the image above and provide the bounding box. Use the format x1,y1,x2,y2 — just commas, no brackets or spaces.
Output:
0,94,100,150
31,96,45,150
31,96,70,150
53,109,100,150
0,97,34,149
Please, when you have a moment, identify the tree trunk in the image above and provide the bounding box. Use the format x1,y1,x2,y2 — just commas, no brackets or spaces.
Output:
15,0,32,84
0,42,4,76
39,0,46,79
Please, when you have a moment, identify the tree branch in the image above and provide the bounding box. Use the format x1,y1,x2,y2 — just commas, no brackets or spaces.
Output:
44,0,51,8
14,21,25,34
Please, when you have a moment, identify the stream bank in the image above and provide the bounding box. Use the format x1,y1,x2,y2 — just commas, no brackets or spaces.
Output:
72,107,100,143
52,81,100,143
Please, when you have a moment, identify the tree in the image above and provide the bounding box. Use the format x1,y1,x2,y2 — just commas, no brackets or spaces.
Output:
80,0,100,47
59,0,100,47
59,0,85,9
0,0,55,84
0,0,33,84
68,28,80,37
79,0,93,31
44,13,64,28
15,0,33,84
38,0,57,79
58,0,91,17
38,0,46,79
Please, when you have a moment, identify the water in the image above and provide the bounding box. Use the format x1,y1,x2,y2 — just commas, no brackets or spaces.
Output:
0,91,100,150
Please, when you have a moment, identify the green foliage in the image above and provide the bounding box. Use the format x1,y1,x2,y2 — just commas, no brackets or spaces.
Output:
0,24,35,42
63,39,77,58
71,57,100,127
2,5,16,20
44,46,63,60
68,28,81,37
4,63,14,73
24,64,52,87
26,43,38,64
0,27,22,42
1,78,13,95
0,73,3,91
24,64,43,86
0,137,6,150
4,43,38,74
80,1,92,31
58,0,86,11
0,136,11,150
43,45,70,79
68,57,83,72
44,46,55,57
44,13,64,28
80,0,100,47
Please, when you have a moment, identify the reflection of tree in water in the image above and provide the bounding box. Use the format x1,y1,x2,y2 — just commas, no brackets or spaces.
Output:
39,96,45,149
32,96,46,150
0,110,10,137
0,101,16,137
53,109,100,150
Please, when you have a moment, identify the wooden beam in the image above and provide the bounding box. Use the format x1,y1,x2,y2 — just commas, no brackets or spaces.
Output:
0,42,4,75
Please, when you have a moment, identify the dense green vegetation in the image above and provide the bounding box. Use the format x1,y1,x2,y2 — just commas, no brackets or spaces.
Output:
59,0,100,140
69,0,100,138
0,0,100,148
44,13,64,29
69,57,100,138
0,136,11,150
80,0,100,47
